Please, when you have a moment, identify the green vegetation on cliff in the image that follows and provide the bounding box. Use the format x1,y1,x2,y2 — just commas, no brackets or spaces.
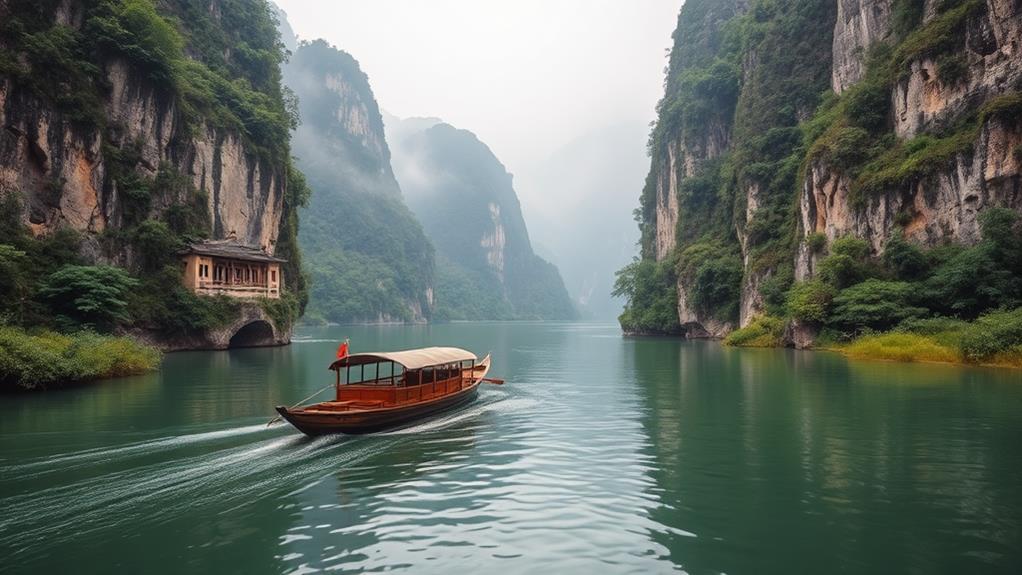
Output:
388,120,577,320
622,0,836,333
621,0,1021,366
1,0,297,161
286,40,434,324
727,208,1022,366
0,0,307,347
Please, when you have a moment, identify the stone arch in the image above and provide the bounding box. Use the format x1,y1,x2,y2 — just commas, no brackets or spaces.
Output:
228,320,277,348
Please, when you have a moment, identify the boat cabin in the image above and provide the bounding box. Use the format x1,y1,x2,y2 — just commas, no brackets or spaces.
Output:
180,239,285,299
327,347,479,408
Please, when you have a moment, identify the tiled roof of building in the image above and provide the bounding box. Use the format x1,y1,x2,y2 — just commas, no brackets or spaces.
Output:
182,239,287,263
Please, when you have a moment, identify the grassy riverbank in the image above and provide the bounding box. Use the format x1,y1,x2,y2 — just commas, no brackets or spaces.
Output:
0,327,162,391
726,308,1022,368
838,310,1022,368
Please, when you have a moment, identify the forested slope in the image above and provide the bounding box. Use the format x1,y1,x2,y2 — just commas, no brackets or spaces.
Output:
284,40,434,323
617,0,1022,365
388,118,577,320
0,0,307,349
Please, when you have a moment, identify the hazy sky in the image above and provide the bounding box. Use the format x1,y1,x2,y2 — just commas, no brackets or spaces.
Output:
275,1,682,316
274,0,681,210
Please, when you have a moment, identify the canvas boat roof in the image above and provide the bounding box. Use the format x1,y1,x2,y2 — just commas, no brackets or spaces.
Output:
329,347,478,371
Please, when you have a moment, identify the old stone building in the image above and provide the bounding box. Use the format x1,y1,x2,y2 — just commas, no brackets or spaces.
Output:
180,239,285,299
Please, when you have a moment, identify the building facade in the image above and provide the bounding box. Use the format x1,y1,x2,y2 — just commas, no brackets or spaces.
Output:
180,240,285,299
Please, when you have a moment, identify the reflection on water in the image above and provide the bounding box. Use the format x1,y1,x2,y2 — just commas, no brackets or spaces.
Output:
630,338,1022,574
1,323,1021,574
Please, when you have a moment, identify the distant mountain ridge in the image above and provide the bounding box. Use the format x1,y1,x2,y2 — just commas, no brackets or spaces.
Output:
286,40,435,323
387,116,577,320
275,6,575,323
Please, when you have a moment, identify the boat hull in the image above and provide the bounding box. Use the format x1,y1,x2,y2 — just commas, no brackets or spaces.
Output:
276,383,480,436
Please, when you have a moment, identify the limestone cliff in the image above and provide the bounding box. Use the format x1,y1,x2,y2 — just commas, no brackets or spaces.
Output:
798,0,1022,282
387,117,577,320
832,0,893,93
285,40,435,323
621,0,1021,341
0,63,284,254
0,0,304,348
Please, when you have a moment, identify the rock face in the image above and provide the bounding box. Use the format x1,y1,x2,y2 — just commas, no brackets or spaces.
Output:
652,120,731,262
481,202,507,283
893,1,1022,138
285,40,435,323
387,118,577,320
653,142,681,262
797,117,1022,279
831,0,893,93
678,286,733,338
128,304,290,351
0,1,297,349
0,64,284,252
629,0,1020,343
798,0,1022,285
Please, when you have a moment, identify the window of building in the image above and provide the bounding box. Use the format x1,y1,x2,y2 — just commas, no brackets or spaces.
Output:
271,270,277,282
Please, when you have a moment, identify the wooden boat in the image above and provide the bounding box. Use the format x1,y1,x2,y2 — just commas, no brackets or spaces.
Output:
275,347,493,435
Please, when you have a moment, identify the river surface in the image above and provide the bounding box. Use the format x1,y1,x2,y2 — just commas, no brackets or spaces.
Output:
2,322,1021,574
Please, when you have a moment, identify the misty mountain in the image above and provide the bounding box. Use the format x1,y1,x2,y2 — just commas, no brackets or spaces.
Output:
286,40,434,323
271,4,298,52
519,121,648,319
387,116,577,321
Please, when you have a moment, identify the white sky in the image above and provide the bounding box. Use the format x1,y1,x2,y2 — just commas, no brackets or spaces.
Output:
274,0,681,211
275,1,682,315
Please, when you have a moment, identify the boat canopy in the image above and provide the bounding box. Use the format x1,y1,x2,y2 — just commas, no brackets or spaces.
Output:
329,347,477,371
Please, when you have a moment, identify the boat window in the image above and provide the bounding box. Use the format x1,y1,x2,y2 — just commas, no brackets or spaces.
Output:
343,361,405,386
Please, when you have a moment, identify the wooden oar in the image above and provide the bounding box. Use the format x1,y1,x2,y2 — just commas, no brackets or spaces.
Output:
482,377,505,385
266,383,334,427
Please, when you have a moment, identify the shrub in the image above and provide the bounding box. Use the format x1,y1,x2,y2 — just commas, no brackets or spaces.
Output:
852,128,976,201
725,315,785,347
883,231,928,280
821,126,870,168
127,266,240,335
39,265,138,330
892,0,986,73
845,81,890,133
818,236,872,288
690,255,744,321
259,294,301,332
133,219,184,271
828,279,927,335
978,207,1022,269
936,53,968,85
0,327,160,391
806,232,827,253
675,242,744,322
958,307,1022,362
759,264,794,317
831,236,870,260
926,244,1019,317
842,332,960,363
0,244,29,311
614,258,681,334
786,279,836,323
892,0,926,38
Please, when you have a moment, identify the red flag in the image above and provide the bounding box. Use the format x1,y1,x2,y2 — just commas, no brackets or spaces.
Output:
336,340,349,359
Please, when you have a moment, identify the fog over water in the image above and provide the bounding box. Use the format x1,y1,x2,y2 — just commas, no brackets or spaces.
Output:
274,0,682,317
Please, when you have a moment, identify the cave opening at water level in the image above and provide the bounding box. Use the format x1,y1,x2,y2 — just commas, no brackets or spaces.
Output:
228,321,275,348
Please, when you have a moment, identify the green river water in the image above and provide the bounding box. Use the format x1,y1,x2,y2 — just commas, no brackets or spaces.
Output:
1,322,1021,574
